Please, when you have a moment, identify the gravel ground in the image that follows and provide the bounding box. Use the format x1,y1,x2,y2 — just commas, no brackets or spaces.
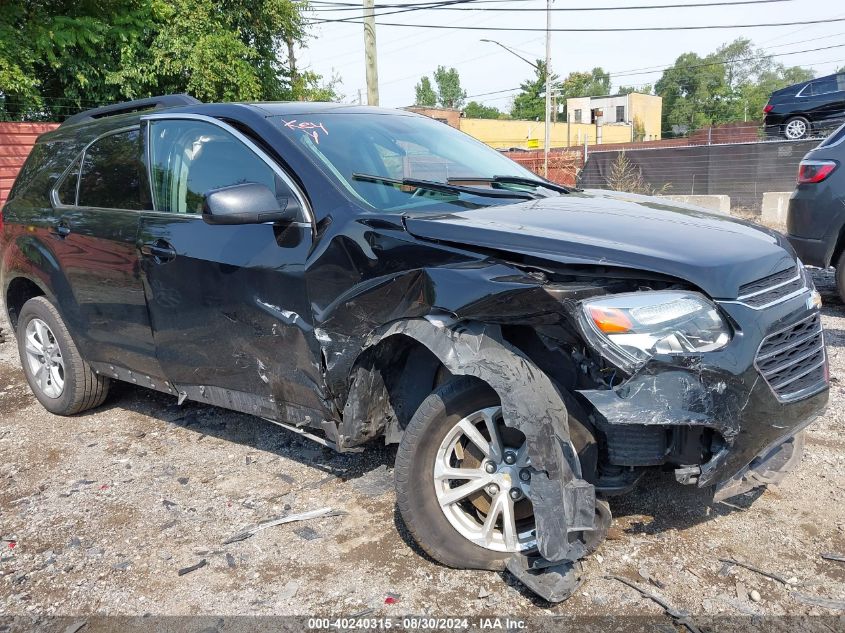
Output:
0,269,843,620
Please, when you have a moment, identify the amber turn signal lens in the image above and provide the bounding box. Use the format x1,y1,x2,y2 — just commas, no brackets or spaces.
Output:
586,305,633,334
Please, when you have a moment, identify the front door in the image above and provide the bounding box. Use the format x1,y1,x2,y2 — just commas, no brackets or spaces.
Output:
136,116,322,419
50,126,162,378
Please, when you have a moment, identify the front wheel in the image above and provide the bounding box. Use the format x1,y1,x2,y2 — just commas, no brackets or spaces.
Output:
395,376,597,570
16,296,110,415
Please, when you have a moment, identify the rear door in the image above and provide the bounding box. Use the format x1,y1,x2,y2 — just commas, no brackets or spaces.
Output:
50,126,162,379
136,114,322,419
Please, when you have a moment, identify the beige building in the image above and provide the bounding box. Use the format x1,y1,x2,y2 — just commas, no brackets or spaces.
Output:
404,93,661,150
565,92,662,142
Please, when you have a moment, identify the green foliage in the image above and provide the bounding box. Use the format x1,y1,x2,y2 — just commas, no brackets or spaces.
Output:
655,37,814,135
616,84,653,96
0,0,332,121
510,60,556,121
414,66,467,109
463,101,502,119
432,66,466,109
510,64,611,120
414,76,437,107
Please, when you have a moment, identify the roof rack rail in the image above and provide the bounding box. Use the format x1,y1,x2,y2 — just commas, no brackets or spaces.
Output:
60,94,202,127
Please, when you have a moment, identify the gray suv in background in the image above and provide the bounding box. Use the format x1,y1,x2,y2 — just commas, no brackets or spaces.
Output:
788,123,845,301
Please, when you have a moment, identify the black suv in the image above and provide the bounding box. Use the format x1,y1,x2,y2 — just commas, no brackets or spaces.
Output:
764,72,845,140
788,123,845,301
0,95,829,601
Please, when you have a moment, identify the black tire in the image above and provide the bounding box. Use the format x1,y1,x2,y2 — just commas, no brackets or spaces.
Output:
16,296,109,415
837,251,845,304
783,116,811,140
394,376,597,571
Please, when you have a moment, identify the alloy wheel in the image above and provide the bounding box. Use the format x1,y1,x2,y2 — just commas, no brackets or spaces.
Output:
433,406,536,553
23,318,65,399
785,119,808,140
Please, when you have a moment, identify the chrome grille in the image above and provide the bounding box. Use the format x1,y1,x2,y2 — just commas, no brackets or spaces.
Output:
737,266,806,309
755,313,827,401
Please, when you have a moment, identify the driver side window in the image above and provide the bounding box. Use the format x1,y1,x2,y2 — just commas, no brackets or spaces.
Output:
148,119,288,214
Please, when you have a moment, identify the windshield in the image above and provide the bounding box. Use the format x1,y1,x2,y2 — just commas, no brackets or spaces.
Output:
273,112,540,212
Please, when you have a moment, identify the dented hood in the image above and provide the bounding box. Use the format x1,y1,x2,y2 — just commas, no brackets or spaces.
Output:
402,189,797,299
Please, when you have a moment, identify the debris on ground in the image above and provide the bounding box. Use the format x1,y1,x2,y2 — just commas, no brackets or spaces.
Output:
279,580,299,600
177,559,207,576
350,465,393,498
749,590,761,603
821,553,845,563
293,526,321,541
791,593,845,610
225,553,236,568
717,558,791,585
606,576,702,633
478,587,490,599
63,621,87,633
222,507,340,545
384,593,401,605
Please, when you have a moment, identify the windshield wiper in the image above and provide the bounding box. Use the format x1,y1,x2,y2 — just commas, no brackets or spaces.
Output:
351,173,535,200
448,175,573,195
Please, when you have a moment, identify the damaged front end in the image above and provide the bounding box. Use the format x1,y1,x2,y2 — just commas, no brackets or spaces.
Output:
576,282,828,503
359,318,610,602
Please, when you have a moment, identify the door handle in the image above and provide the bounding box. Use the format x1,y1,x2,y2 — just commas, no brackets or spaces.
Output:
140,240,177,263
51,220,71,238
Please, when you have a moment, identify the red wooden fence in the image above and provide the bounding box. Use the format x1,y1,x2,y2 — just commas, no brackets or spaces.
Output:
0,122,59,209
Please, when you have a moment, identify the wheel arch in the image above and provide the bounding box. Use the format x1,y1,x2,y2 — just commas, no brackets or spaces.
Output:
337,316,599,564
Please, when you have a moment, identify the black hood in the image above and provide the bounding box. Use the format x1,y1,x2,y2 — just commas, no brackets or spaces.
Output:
402,190,797,299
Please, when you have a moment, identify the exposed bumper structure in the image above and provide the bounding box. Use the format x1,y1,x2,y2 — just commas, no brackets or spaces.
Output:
714,428,807,502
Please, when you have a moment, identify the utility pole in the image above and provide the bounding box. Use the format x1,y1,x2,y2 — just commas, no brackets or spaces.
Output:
543,0,552,177
363,0,379,106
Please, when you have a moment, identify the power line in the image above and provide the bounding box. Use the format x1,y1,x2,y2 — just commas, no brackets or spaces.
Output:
307,16,845,31
307,0,796,12
461,43,845,100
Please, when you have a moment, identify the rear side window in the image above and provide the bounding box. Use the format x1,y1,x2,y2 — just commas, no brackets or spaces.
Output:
78,129,143,210
56,156,81,205
809,76,839,96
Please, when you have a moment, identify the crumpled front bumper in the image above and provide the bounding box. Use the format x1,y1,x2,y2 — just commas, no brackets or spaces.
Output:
714,427,807,502
579,298,829,492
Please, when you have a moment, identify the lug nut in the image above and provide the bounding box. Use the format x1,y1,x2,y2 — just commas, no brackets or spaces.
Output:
519,469,531,482
503,452,517,465
509,488,522,500
484,461,496,474
486,484,500,496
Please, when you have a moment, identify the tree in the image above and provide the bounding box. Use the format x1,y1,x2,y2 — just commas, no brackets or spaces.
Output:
433,66,466,109
654,37,815,135
0,0,331,121
414,76,437,107
463,101,502,119
414,66,467,109
510,60,558,120
510,64,611,120
616,84,653,95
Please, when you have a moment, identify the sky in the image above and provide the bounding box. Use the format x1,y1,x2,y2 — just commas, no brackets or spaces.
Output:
296,0,845,111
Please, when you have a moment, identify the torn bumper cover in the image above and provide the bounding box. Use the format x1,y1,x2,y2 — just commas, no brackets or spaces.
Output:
579,307,828,497
713,427,807,502
366,318,607,601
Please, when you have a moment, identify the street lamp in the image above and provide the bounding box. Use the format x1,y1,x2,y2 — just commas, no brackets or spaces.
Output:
480,3,553,176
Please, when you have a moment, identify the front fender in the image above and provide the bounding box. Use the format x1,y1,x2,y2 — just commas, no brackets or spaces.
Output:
355,317,600,565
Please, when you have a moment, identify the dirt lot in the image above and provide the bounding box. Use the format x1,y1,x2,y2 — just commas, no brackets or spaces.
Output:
0,269,844,622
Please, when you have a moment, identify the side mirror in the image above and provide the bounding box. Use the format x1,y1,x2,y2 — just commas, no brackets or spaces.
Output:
202,182,301,225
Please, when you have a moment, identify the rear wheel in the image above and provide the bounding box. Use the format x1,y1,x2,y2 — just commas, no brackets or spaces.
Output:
395,376,598,570
783,116,810,140
836,250,845,303
17,297,109,415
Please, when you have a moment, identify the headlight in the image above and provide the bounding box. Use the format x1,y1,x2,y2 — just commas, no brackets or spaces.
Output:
579,291,731,371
